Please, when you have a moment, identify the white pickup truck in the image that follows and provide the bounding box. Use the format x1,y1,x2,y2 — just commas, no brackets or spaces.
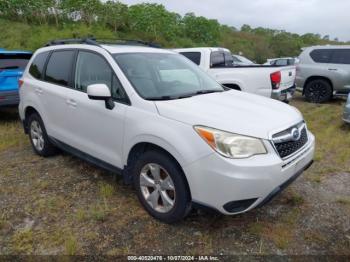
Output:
173,47,296,102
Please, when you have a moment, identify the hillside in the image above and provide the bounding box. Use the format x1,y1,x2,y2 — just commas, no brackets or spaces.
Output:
0,1,346,63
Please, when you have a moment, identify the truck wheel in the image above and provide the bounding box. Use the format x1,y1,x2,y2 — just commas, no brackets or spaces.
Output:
28,113,57,157
304,79,332,103
133,150,192,223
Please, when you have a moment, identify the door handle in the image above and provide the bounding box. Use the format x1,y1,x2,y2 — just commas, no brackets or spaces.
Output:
66,99,77,107
328,68,338,71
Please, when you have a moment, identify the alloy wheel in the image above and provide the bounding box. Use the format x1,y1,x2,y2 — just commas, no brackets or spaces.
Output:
139,163,176,213
30,120,44,151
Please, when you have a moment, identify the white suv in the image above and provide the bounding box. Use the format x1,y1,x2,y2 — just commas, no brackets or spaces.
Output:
19,39,315,223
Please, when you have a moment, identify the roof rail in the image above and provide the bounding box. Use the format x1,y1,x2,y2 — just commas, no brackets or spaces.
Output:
45,38,100,47
44,37,161,48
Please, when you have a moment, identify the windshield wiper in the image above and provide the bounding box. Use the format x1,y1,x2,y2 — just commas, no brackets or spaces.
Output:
193,89,224,95
146,90,223,101
146,94,193,101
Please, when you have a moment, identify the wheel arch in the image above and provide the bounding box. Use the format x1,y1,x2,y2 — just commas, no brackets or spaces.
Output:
23,106,41,134
124,141,192,198
303,76,333,95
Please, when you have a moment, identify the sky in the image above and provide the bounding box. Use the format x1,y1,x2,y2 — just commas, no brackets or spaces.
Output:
120,0,350,41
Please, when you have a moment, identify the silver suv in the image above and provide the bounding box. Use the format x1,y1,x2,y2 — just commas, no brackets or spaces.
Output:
296,46,350,103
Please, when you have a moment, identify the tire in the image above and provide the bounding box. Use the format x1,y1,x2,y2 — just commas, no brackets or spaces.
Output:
133,150,192,223
304,79,333,103
27,113,57,157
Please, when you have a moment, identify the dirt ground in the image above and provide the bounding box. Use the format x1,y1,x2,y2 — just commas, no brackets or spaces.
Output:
0,94,349,256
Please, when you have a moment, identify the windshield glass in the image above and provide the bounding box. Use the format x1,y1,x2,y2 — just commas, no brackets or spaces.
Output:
114,53,224,100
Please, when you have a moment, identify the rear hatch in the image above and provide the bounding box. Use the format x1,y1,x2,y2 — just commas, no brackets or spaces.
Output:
0,52,32,92
279,66,296,91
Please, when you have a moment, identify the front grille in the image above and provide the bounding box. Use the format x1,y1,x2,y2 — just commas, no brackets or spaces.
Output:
273,126,308,159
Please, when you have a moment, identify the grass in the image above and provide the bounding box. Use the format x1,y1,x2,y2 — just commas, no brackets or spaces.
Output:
0,109,27,152
99,182,115,199
1,94,349,255
11,229,34,254
65,235,78,255
292,96,350,179
336,196,350,205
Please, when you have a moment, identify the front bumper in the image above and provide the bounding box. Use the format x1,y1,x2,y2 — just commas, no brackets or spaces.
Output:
271,85,296,102
184,131,315,215
0,90,19,107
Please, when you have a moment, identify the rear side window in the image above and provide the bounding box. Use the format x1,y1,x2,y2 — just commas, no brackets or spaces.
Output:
180,52,201,65
0,53,32,70
330,49,350,64
44,50,75,87
310,49,332,63
210,52,225,68
274,59,288,66
29,52,49,79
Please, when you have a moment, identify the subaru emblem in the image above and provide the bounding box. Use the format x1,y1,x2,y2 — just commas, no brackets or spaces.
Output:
291,128,300,141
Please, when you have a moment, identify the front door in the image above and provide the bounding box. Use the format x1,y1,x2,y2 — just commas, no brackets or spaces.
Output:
63,50,129,168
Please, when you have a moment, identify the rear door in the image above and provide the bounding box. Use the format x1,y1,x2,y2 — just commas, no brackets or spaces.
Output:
0,53,31,92
41,50,76,141
328,49,350,92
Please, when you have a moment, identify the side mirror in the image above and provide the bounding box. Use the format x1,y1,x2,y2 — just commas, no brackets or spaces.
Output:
87,84,115,110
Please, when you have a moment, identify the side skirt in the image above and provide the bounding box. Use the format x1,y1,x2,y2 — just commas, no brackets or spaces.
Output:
49,137,128,180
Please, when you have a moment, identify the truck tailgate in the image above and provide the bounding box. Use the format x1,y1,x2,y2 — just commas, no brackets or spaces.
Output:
279,66,296,91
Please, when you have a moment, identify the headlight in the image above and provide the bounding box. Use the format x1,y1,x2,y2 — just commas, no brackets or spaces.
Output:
194,126,267,159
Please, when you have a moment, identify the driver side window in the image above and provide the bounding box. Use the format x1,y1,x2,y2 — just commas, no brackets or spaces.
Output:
74,51,127,102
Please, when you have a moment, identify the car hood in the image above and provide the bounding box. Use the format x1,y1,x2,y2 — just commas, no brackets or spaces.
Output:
155,90,303,139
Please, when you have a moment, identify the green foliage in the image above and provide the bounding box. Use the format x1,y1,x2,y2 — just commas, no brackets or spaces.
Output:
0,0,347,63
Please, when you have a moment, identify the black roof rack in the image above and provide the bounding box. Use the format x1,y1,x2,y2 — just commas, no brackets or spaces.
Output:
45,37,161,48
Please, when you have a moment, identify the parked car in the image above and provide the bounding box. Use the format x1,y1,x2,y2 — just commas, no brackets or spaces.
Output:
0,49,32,107
19,39,315,223
232,54,256,66
264,57,297,66
343,93,350,123
173,47,296,102
296,45,350,103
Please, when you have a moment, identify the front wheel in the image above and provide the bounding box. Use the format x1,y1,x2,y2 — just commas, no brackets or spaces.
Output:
304,79,333,103
133,150,191,223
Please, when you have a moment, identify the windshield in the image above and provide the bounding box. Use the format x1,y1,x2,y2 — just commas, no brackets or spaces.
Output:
237,55,254,64
114,53,224,100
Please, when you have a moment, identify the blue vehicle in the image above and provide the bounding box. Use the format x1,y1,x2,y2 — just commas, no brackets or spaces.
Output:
0,49,32,107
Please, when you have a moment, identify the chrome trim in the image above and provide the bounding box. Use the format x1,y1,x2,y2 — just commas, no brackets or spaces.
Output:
270,122,309,160
272,122,305,143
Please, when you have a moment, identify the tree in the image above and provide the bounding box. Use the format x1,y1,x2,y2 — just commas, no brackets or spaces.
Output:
61,0,102,25
100,1,128,32
241,24,252,32
128,3,181,41
182,13,220,44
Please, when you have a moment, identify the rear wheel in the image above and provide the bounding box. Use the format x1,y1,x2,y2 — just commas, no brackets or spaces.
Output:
28,113,57,157
304,79,332,103
133,150,191,223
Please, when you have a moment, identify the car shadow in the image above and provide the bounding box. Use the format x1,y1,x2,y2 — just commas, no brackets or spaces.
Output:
292,94,346,105
0,107,20,122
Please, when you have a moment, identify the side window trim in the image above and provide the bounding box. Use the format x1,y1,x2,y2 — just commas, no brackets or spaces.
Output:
72,49,131,106
41,51,52,81
43,49,76,88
